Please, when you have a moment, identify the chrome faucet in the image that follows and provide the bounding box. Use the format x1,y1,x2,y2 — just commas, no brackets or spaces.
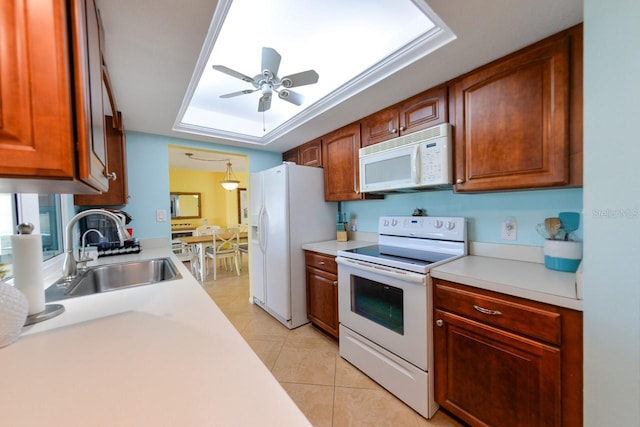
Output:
79,228,104,265
62,209,132,280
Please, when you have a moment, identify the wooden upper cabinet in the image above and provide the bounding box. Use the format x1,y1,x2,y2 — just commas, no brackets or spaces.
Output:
299,138,322,167
282,148,300,165
450,24,582,192
75,114,128,206
322,122,363,201
0,0,108,194
361,85,448,147
283,138,323,167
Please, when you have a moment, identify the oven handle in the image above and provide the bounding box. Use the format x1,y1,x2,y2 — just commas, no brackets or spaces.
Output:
336,257,426,284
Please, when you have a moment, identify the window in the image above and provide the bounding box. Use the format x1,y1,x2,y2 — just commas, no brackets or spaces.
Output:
0,193,64,278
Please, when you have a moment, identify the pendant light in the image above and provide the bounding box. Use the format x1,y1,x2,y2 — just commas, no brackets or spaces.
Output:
220,161,240,191
184,153,241,191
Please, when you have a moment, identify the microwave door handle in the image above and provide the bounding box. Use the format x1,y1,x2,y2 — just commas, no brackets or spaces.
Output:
411,145,420,184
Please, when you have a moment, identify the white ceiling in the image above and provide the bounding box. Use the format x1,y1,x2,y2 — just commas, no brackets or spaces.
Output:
97,0,583,156
174,0,452,144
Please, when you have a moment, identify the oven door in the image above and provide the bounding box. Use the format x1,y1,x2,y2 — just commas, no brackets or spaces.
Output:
336,256,429,370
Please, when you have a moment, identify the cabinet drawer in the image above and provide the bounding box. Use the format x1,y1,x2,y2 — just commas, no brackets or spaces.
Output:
305,251,337,274
435,280,561,345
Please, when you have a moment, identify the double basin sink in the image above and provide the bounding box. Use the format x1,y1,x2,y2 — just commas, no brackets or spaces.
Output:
45,257,182,302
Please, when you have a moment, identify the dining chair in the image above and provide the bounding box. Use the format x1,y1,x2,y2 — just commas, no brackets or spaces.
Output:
204,227,240,280
195,225,220,236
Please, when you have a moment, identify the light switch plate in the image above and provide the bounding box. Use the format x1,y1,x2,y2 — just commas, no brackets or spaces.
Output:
156,209,167,222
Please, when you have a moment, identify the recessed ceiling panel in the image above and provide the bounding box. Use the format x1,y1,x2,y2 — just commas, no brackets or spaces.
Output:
174,0,455,145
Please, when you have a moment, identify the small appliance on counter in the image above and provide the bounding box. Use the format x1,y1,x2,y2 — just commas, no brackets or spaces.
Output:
78,209,139,257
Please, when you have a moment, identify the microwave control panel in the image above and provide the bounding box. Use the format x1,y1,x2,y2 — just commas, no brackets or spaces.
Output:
420,139,451,184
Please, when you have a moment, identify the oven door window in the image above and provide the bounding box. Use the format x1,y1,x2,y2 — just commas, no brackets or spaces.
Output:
351,276,404,335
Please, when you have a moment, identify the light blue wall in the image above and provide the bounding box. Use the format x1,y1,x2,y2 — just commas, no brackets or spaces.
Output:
344,188,583,246
123,131,281,240
583,1,640,425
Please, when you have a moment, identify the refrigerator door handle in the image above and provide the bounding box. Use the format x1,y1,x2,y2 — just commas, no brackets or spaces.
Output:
260,208,269,252
257,206,267,253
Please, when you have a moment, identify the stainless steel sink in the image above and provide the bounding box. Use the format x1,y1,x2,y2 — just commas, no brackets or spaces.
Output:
46,257,182,302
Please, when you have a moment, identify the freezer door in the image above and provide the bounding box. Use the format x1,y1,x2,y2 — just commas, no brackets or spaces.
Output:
263,165,291,320
249,172,266,305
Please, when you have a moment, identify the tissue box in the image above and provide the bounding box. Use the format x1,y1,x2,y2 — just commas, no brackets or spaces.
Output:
544,240,582,272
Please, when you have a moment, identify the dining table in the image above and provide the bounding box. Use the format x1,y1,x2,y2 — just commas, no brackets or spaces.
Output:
178,232,248,281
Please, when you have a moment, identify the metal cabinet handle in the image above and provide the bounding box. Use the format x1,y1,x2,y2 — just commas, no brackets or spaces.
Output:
436,319,444,327
105,171,117,181
391,128,397,134
473,305,502,316
333,281,338,286
318,261,325,265
399,126,405,132
456,178,463,184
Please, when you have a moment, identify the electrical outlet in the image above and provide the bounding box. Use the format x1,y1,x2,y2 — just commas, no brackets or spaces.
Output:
501,217,517,240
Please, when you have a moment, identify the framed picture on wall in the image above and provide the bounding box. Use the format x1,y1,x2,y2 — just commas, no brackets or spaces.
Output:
237,188,248,225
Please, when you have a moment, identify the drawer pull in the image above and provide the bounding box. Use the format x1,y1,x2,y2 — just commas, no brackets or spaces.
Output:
473,304,502,316
333,281,338,286
318,261,325,265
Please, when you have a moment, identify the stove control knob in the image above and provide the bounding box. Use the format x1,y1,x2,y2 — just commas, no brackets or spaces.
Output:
434,220,443,229
446,221,456,230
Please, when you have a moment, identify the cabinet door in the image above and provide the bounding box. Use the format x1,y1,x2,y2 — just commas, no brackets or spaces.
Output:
282,148,300,164
399,85,448,135
0,0,75,180
71,0,108,192
0,0,107,194
74,114,128,206
322,122,363,201
299,138,322,167
451,32,571,192
306,266,338,338
434,309,561,427
361,107,400,147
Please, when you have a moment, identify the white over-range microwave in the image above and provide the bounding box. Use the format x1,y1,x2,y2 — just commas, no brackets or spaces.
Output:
359,123,453,193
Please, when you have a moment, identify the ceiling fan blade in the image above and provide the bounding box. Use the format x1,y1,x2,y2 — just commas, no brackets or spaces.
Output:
261,47,281,79
277,89,304,106
258,94,272,112
212,65,254,83
220,89,257,98
280,70,319,88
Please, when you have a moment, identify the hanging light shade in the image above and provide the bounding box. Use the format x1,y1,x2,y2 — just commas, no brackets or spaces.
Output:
220,161,240,191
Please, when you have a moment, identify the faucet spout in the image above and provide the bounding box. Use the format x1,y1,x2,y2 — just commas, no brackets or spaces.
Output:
62,209,132,280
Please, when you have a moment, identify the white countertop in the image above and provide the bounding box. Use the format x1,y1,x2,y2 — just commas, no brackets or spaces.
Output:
0,243,311,427
301,238,375,256
431,255,582,311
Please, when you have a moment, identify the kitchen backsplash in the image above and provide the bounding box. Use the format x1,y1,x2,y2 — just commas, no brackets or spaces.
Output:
343,187,583,246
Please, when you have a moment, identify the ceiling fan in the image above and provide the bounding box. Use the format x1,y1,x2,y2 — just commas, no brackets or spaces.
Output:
212,47,319,112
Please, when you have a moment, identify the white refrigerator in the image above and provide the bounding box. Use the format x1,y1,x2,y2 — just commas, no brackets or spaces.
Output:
250,163,337,328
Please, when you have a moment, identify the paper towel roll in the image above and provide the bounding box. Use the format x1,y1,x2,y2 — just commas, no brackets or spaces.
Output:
11,233,45,315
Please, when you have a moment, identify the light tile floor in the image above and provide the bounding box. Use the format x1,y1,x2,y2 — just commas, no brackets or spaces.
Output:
198,259,465,427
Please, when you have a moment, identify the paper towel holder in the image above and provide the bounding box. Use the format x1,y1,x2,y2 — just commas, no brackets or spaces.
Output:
15,223,66,326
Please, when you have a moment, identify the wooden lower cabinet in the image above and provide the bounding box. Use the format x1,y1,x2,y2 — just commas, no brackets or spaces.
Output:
305,251,339,338
433,279,582,427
